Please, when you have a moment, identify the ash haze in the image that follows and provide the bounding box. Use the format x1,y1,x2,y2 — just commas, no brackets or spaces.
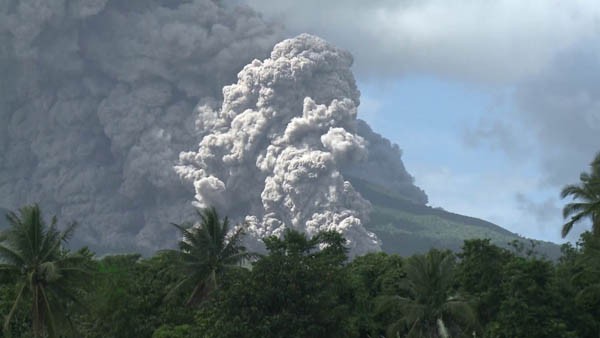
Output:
245,0,600,243
0,0,424,255
0,0,283,254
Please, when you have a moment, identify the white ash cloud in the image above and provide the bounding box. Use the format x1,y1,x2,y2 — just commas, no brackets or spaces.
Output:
176,34,381,255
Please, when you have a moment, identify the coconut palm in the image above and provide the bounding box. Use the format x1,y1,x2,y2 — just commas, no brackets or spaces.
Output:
164,207,251,307
0,204,92,338
379,250,478,338
560,151,600,237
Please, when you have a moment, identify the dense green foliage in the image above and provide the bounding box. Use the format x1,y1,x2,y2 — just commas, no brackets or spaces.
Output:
193,230,355,338
378,249,477,338
4,217,600,338
73,253,193,338
0,205,93,338
160,207,251,307
4,146,600,338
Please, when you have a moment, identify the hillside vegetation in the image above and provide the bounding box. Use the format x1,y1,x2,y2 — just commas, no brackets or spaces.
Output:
349,176,562,259
2,204,599,338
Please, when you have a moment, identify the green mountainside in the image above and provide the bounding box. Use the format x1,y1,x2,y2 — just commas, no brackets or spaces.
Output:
349,177,562,259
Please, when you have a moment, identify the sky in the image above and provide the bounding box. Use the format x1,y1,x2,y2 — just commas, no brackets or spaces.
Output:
243,0,600,244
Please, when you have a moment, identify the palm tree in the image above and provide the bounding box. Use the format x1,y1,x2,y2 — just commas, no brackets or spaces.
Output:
560,151,600,237
0,204,92,338
379,250,478,338
164,207,251,307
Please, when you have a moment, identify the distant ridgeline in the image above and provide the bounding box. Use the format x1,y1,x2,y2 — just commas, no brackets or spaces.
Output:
347,176,562,260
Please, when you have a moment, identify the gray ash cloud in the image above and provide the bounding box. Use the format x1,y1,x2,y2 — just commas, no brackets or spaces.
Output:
0,0,282,253
1,0,426,254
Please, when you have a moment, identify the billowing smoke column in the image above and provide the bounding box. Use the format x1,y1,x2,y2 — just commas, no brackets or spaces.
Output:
0,0,282,254
176,34,381,255
0,1,426,255
344,120,428,205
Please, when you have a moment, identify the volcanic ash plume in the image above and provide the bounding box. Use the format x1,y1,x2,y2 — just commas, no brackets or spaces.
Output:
1,0,425,255
0,0,281,254
176,34,381,255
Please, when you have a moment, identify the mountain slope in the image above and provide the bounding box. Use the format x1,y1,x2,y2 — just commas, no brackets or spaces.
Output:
348,177,562,259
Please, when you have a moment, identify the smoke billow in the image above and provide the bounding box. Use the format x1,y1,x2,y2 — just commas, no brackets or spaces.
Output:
176,34,383,255
343,120,428,205
1,1,426,255
0,0,282,254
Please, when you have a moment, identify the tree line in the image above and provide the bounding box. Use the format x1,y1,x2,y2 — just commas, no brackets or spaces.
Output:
0,152,599,338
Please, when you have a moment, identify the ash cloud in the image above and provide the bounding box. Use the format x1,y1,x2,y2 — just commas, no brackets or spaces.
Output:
343,120,428,205
177,34,381,255
0,0,282,254
1,0,425,254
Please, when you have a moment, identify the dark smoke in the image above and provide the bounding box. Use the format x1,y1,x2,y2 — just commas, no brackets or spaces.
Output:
0,0,426,255
0,0,282,254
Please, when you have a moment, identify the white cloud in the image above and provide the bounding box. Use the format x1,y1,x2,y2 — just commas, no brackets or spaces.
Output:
246,0,600,83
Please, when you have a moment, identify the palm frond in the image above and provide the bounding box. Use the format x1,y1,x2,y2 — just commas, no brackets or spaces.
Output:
5,210,22,229
3,282,26,338
560,155,600,237
0,243,26,267
168,206,249,307
39,216,59,258
561,184,591,200
220,225,247,260
60,221,78,243
2,204,90,337
562,202,592,219
562,213,586,238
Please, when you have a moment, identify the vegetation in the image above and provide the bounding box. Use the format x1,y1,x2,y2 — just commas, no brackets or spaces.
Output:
0,213,598,338
2,153,600,337
560,151,600,237
0,204,92,337
378,249,477,338
192,230,355,338
161,207,250,307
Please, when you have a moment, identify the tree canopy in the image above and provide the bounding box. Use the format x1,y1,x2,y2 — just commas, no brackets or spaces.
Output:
0,204,92,338
1,195,599,337
561,151,600,237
